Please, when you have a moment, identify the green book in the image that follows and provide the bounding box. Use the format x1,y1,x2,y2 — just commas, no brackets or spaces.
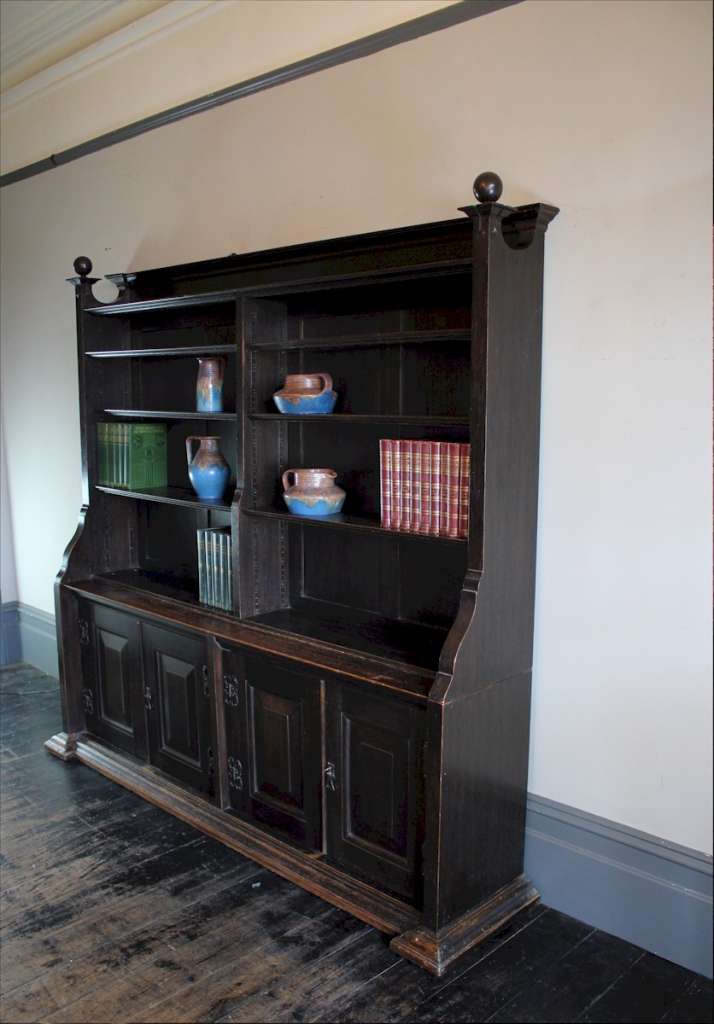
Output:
110,422,120,486
97,423,108,484
127,423,167,489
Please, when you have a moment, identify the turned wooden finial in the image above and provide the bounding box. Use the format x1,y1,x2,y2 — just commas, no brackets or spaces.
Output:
73,256,93,279
473,172,503,204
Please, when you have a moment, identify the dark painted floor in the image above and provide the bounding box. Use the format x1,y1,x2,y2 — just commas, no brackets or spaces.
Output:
0,664,711,1024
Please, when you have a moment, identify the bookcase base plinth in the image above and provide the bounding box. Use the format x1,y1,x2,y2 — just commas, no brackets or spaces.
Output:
45,731,79,761
390,876,539,976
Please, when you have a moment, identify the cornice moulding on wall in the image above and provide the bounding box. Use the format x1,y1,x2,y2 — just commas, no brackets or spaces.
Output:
0,0,214,115
0,0,121,79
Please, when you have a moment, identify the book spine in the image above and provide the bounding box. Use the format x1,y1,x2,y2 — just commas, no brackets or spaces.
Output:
391,440,403,531
416,441,432,535
226,532,233,610
412,440,422,533
458,443,471,539
445,442,461,538
197,530,206,604
430,441,442,536
401,440,413,533
110,423,118,487
438,441,451,537
97,423,106,484
122,423,128,487
218,536,227,606
379,439,393,529
210,531,218,607
128,424,167,489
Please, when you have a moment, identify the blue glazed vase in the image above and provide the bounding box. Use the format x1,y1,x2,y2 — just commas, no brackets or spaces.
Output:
273,373,337,415
282,468,345,517
186,436,230,501
196,356,225,413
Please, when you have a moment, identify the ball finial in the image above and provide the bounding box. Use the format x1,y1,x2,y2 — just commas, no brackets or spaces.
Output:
473,172,503,204
73,256,93,278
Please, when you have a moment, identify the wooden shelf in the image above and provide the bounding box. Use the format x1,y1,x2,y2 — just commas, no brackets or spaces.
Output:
248,329,470,352
96,483,235,511
85,289,237,317
246,599,448,673
97,569,202,606
244,506,467,542
86,344,235,359
105,409,237,421
65,575,436,699
249,413,468,426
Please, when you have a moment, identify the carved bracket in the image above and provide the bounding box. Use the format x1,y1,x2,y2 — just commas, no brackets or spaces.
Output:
224,675,240,707
227,755,243,791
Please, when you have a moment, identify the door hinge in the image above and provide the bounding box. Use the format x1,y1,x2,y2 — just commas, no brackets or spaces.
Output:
81,687,95,716
324,761,337,792
223,674,240,707
143,685,153,712
78,619,90,646
202,664,211,700
227,755,243,791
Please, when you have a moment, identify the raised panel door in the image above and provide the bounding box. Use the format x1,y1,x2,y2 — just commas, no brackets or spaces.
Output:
79,601,146,758
221,647,321,850
142,622,215,799
326,684,424,903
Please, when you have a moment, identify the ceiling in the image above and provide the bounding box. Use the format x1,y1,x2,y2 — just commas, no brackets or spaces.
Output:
0,0,169,92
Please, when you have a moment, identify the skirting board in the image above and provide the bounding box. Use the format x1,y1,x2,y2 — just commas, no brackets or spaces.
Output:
0,601,58,677
3,602,711,977
525,795,713,978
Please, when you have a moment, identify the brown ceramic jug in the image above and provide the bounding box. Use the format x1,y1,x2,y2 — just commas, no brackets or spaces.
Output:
282,468,346,516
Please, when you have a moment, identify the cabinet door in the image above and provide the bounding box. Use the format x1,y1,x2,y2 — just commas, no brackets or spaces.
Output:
222,648,322,850
325,684,425,903
79,602,146,759
141,622,215,799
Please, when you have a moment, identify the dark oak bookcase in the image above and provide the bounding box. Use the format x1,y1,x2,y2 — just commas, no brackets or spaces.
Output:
48,175,558,975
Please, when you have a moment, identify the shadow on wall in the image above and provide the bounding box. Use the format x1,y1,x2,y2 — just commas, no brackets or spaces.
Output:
1,416,20,664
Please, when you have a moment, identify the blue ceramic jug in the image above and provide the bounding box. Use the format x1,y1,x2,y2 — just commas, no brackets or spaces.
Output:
186,436,229,501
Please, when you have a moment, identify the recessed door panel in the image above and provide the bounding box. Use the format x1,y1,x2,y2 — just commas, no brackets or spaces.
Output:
326,684,424,904
96,627,133,733
142,622,214,799
157,652,201,767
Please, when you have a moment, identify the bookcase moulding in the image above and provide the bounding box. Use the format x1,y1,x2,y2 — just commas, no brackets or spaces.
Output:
51,178,558,977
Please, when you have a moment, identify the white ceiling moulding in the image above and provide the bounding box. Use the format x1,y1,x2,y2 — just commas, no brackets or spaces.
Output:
0,0,214,115
1,0,125,85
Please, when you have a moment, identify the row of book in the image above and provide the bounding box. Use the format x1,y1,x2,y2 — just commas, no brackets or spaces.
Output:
379,439,470,539
97,423,168,489
197,527,232,611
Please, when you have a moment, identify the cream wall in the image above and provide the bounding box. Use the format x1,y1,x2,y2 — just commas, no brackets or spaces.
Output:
1,0,711,853
0,0,457,175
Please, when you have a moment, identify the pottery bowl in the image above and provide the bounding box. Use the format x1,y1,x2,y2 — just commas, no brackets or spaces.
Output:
273,390,337,415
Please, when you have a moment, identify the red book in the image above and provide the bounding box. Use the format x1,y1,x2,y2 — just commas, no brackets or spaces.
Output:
379,439,393,529
401,440,414,533
416,441,432,534
392,440,404,530
430,441,442,536
445,442,461,538
457,443,471,539
412,441,423,533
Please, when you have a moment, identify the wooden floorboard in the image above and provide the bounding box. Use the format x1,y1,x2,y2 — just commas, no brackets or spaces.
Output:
0,663,711,1024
